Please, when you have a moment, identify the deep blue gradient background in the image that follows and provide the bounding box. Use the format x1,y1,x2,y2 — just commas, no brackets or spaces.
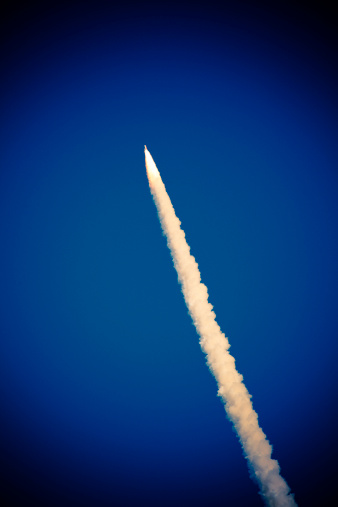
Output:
1,2,337,506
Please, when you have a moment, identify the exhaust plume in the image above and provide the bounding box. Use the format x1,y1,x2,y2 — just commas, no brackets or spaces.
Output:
145,146,296,507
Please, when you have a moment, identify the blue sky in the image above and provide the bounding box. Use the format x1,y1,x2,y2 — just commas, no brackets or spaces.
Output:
1,2,337,506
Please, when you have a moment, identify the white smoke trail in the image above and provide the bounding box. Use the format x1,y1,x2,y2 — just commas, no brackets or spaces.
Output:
145,146,296,507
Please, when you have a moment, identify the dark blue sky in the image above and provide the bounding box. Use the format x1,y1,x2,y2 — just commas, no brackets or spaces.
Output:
1,2,337,506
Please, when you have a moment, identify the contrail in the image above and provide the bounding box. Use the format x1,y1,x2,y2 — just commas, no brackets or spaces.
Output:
144,146,296,507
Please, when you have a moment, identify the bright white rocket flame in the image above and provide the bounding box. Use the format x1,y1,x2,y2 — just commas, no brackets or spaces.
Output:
145,147,297,507
145,145,160,183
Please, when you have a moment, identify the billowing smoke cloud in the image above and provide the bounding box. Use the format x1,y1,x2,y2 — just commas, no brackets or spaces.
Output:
145,146,296,507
